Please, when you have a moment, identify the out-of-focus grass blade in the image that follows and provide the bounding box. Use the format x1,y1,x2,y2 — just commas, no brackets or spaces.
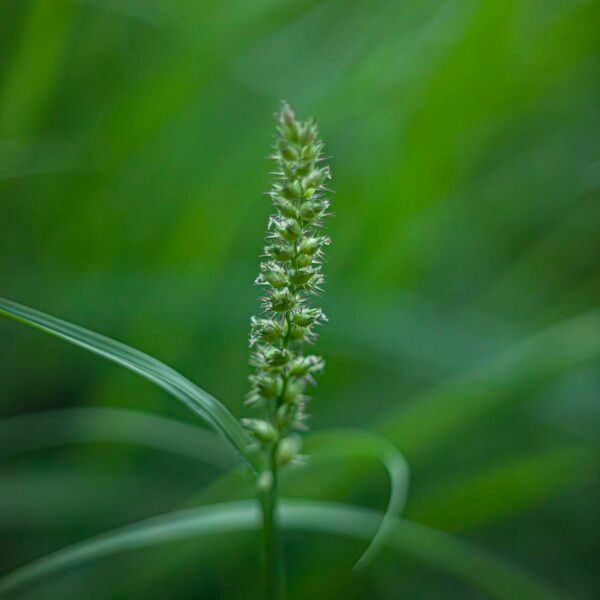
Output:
0,499,562,599
285,500,563,600
0,0,76,136
0,407,237,469
379,310,600,462
410,447,595,531
0,297,255,470
0,502,256,596
302,428,409,568
1,427,406,579
0,469,154,529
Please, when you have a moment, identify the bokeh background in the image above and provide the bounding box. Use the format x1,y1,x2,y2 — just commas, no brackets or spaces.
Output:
1,0,599,598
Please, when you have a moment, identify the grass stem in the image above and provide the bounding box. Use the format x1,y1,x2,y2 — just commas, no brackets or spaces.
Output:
260,443,285,599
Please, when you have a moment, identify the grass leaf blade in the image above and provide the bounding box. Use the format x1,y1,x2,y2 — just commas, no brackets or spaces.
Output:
0,407,237,468
0,499,562,599
0,297,255,468
304,428,410,567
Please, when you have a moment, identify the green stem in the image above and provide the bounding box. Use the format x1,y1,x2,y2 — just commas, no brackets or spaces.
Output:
260,262,295,599
260,443,284,599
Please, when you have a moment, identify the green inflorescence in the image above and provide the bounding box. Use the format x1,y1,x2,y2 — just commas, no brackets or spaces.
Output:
243,103,332,467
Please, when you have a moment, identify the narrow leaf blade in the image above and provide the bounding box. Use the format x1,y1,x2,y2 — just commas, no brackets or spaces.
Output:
303,428,410,567
0,297,255,468
0,499,562,599
0,407,237,468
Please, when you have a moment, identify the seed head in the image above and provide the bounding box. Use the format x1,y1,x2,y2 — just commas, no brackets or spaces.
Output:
243,102,332,467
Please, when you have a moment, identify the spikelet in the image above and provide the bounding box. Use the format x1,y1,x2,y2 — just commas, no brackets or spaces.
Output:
243,103,332,465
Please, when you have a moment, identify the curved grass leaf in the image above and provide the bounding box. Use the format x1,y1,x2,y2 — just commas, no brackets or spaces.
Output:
285,500,564,600
302,428,409,568
0,407,237,469
0,499,562,599
0,415,407,566
1,409,411,560
0,297,255,470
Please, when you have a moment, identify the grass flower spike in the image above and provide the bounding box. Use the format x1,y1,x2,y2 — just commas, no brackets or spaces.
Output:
243,103,332,598
244,102,331,460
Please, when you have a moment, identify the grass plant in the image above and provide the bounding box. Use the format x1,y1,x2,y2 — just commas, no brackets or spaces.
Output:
0,103,575,599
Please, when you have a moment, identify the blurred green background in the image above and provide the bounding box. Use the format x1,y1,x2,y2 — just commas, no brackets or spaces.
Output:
1,0,599,598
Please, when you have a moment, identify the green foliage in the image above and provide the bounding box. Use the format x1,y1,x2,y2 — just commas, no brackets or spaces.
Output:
0,295,558,600
0,297,255,468
1,0,598,597
0,499,562,600
0,407,237,468
302,429,409,567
